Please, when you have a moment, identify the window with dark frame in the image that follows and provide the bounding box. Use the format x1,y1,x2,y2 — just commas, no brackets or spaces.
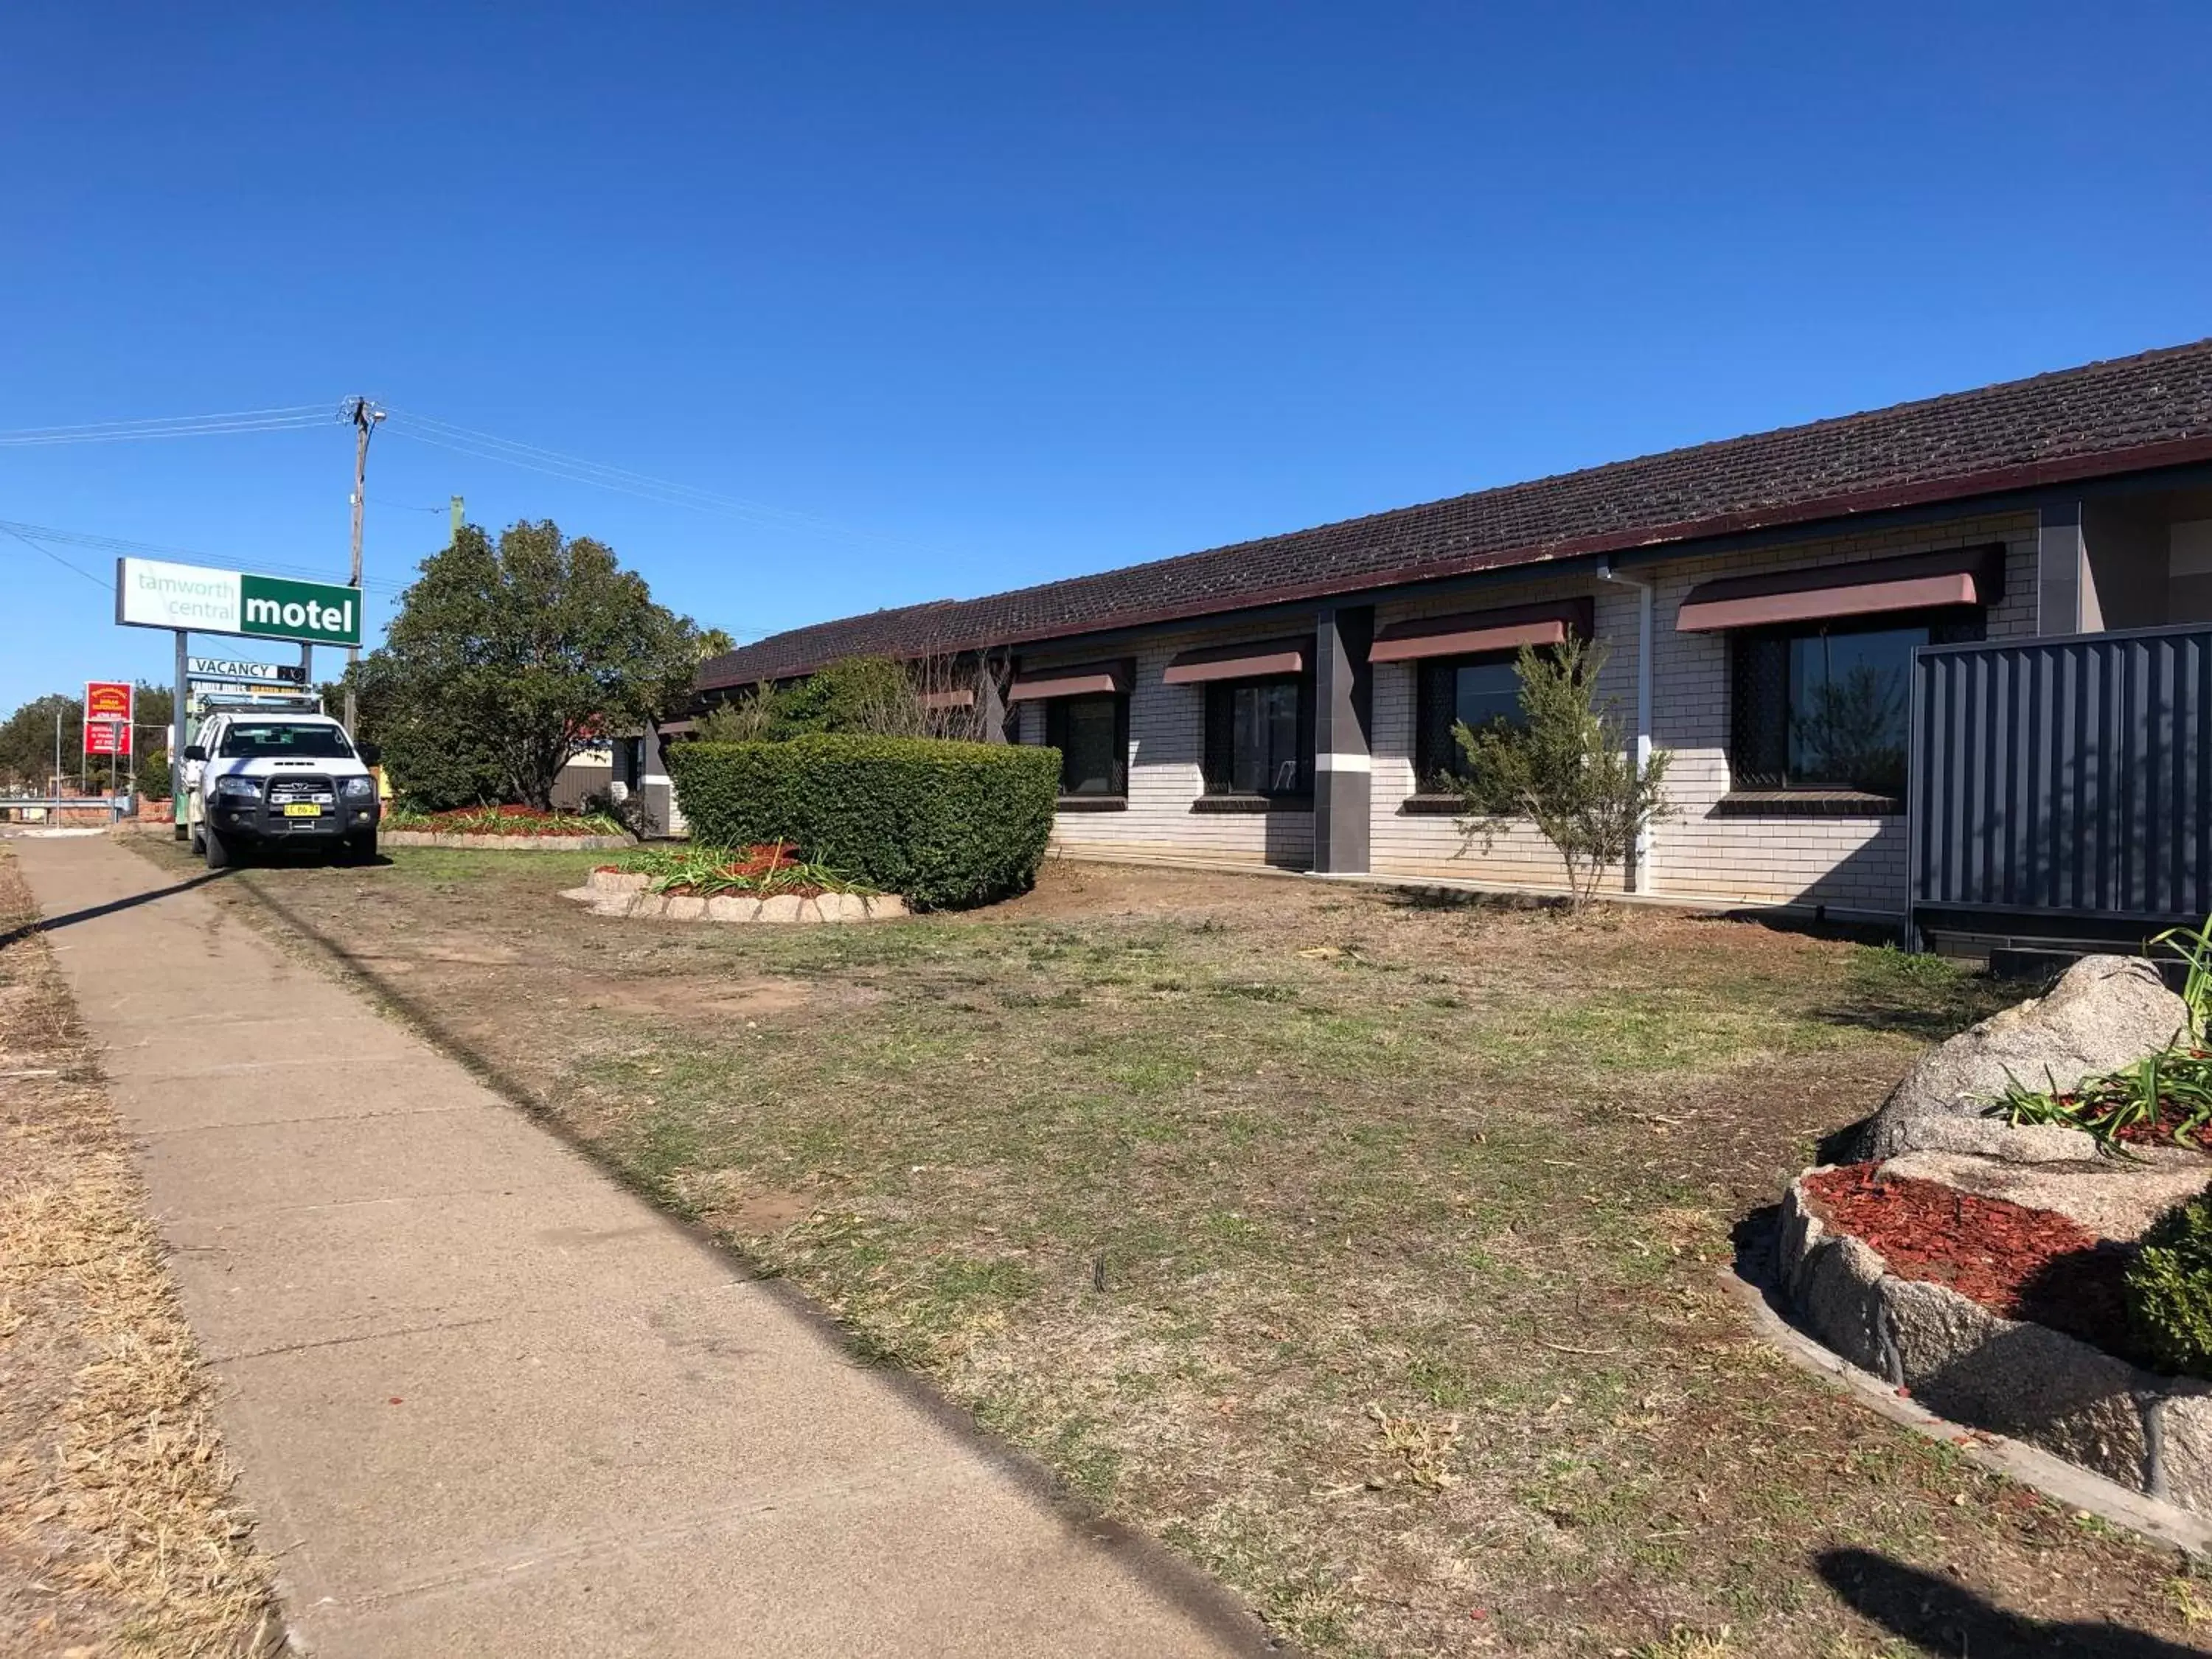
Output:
1730,610,1983,799
1044,692,1127,797
1202,675,1314,798
1414,656,1525,788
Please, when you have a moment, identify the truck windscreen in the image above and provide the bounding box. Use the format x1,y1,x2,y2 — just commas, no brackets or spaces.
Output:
218,724,355,759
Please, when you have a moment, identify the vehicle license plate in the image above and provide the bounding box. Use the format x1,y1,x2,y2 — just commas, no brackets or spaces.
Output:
282,802,321,818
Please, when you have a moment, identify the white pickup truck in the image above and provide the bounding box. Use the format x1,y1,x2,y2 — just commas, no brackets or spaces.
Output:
182,709,382,869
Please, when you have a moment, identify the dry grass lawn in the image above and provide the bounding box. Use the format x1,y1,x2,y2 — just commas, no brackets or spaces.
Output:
0,846,277,1657
137,838,2212,1658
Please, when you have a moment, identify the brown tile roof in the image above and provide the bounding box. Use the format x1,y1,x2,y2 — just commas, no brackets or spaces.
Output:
700,338,2212,689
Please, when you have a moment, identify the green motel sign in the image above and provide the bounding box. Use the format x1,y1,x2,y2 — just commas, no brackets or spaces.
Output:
116,557,363,647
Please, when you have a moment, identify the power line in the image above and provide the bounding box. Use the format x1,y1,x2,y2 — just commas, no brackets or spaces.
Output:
0,518,410,595
0,397,948,560
383,408,953,554
0,524,111,590
0,404,331,447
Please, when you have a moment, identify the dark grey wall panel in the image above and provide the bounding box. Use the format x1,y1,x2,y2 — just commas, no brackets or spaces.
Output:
1910,625,2212,927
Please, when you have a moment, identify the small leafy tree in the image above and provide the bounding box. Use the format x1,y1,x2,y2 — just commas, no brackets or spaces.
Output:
347,520,703,810
771,655,917,736
695,681,782,742
1451,636,1671,909
754,653,996,742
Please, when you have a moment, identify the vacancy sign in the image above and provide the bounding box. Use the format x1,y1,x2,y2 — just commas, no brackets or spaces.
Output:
188,656,305,684
114,557,362,647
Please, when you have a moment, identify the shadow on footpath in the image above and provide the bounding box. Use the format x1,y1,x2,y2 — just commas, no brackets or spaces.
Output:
1818,1548,2210,1656
0,868,234,951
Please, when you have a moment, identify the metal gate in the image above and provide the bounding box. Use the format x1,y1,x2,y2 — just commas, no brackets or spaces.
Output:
1908,623,2212,945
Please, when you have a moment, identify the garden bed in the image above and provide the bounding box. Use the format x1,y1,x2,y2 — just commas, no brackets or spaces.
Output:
561,863,906,922
1781,1155,2212,1514
1799,1165,2135,1360
380,804,633,850
384,829,634,850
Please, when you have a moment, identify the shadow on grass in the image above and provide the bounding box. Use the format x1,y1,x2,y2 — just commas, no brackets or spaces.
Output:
1818,954,2035,1045
1371,886,1565,914
1817,1547,2203,1657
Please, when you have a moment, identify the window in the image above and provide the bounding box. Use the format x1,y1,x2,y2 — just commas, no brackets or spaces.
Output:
1044,693,1127,796
1203,677,1313,797
215,722,355,759
1731,612,1981,799
1416,657,1523,786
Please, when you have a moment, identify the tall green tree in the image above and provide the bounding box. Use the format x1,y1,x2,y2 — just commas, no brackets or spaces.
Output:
0,682,179,793
0,694,81,790
346,520,705,810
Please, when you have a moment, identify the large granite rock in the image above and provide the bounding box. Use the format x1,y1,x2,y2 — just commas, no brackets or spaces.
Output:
1840,956,2188,1163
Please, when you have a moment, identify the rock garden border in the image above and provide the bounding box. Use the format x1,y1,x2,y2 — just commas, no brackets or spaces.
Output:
1778,1158,2212,1515
1773,952,2212,1523
560,865,908,922
383,830,636,851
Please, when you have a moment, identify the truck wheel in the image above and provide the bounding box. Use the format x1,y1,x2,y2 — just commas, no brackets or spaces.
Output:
190,826,206,854
344,830,378,864
204,827,237,870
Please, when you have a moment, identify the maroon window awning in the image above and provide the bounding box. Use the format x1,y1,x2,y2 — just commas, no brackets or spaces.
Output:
1161,636,1311,685
1006,660,1133,701
1675,545,2004,633
1368,598,1593,664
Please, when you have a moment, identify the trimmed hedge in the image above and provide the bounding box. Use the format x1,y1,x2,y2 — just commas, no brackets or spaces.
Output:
2128,1191,2212,1378
667,734,1059,909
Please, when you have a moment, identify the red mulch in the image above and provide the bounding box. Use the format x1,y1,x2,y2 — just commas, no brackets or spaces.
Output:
1804,1165,2138,1359
605,844,825,897
721,843,801,877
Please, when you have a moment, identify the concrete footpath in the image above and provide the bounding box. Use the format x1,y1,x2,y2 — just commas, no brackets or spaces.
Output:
13,835,1264,1658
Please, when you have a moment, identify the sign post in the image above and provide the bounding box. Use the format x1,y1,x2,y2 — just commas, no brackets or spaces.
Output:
82,681,132,793
115,558,363,648
114,558,363,841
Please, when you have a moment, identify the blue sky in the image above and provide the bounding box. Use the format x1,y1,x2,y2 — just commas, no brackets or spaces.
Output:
3,2,2208,710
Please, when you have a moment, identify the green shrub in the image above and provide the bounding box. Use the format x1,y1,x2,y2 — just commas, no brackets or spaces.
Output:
668,734,1058,909
2126,1192,2212,1377
135,748,172,801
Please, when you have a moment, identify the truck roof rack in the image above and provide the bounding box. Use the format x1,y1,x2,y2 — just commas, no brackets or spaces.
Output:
192,690,325,715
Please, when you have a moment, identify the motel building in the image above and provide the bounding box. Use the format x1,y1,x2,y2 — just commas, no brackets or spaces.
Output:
686,340,2212,953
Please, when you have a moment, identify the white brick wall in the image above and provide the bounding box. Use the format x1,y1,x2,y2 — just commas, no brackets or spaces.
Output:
1021,624,1315,869
1367,511,2039,913
1026,511,2040,914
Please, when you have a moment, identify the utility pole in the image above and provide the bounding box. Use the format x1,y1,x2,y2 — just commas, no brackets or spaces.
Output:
451,494,465,545
343,396,385,733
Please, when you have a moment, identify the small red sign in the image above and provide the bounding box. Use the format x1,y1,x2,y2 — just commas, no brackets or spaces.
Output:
83,719,131,757
85,681,133,723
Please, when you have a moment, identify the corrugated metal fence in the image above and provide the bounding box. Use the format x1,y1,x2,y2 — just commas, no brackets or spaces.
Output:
1909,624,2212,936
